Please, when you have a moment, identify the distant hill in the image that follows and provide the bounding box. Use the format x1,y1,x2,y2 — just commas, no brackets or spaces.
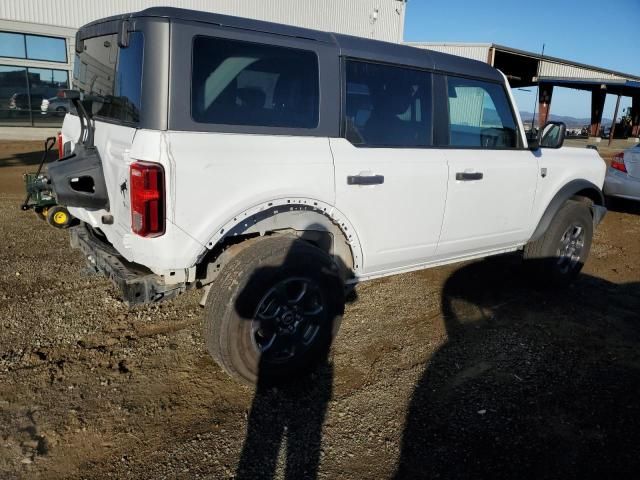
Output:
519,111,612,128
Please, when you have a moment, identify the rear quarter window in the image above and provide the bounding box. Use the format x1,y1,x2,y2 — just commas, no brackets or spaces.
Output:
191,36,319,129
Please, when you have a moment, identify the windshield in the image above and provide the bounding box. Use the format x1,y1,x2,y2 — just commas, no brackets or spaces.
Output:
72,31,144,124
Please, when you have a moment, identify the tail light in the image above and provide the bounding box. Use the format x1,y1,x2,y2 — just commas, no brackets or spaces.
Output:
129,161,165,237
57,131,63,159
611,152,627,173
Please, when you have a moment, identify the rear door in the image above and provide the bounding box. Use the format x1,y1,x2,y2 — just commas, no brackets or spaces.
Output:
436,75,539,257
331,60,448,275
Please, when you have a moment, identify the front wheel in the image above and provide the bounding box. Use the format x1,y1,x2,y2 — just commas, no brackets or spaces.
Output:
203,236,344,385
523,199,593,286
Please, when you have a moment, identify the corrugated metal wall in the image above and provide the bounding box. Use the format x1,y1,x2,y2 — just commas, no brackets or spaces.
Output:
538,61,625,81
0,0,406,42
406,43,491,63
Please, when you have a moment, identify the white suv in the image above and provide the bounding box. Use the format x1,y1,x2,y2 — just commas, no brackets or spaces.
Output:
39,8,606,384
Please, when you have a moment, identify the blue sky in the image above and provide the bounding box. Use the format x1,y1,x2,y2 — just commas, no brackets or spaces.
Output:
404,0,640,120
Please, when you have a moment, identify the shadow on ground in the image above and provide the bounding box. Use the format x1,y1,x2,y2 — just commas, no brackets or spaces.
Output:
0,141,54,168
395,255,640,479
606,196,640,216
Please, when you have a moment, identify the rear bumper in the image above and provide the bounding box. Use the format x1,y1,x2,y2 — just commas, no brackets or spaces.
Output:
69,224,188,306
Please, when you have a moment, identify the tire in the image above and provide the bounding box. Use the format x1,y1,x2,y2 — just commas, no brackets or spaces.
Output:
203,235,344,385
46,205,72,229
55,106,67,117
523,199,593,286
34,206,49,221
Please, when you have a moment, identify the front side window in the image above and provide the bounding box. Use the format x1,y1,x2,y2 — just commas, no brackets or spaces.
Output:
446,76,518,148
191,36,319,128
344,60,432,147
73,31,144,123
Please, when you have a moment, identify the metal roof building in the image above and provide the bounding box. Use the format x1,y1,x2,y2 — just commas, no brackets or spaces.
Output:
0,0,407,127
407,42,640,139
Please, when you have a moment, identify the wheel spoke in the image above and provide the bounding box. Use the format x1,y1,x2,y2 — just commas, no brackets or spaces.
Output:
289,280,308,305
570,226,583,241
256,297,281,321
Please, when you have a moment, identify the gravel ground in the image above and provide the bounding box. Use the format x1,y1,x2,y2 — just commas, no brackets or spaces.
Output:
1,141,640,479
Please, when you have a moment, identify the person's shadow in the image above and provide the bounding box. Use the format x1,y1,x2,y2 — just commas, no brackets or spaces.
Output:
232,235,354,479
395,255,640,479
235,357,333,479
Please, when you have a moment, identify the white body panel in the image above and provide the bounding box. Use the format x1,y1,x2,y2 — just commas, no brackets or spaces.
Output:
530,147,606,230
62,117,204,275
165,132,336,248
330,138,448,274
436,149,539,257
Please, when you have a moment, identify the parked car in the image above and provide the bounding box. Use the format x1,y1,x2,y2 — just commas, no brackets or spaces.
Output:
37,8,607,385
41,96,73,116
8,93,45,111
604,144,640,202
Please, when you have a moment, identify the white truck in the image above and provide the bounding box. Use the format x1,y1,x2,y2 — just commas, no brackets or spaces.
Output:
33,8,606,385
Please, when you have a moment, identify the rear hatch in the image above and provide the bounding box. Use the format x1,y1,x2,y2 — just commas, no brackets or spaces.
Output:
624,145,640,179
61,28,145,236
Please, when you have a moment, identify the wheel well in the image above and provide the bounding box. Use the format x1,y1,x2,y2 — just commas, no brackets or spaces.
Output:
572,187,604,206
196,208,357,286
530,180,605,242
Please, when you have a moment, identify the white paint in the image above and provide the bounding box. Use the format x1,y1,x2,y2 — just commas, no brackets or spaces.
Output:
330,138,448,274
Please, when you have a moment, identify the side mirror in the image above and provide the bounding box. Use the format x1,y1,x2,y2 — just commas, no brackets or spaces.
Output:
526,131,539,150
540,121,567,149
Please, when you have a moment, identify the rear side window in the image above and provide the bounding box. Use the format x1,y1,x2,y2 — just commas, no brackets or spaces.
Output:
344,60,432,147
191,36,319,129
73,31,144,124
446,76,518,148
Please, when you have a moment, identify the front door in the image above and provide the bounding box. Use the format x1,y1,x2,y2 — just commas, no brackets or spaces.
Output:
436,75,539,258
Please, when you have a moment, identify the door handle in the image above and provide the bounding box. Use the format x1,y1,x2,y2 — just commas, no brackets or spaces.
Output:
347,174,385,185
456,172,484,181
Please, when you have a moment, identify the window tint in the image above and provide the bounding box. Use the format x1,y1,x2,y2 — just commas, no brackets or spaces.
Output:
191,36,319,128
344,60,431,147
73,32,144,123
0,32,26,58
25,35,67,62
446,76,518,148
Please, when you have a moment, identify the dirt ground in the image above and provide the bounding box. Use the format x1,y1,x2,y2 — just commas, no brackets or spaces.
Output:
1,139,639,479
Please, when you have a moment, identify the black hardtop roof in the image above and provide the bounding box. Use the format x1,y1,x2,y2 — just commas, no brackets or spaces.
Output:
82,6,502,82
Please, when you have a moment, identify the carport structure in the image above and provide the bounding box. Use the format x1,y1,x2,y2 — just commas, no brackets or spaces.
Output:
407,42,640,139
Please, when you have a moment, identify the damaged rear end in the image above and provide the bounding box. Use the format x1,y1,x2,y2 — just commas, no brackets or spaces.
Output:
30,13,201,305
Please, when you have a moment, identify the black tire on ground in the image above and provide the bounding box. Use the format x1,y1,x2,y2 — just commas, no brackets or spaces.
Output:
523,199,593,286
46,205,72,229
203,235,344,385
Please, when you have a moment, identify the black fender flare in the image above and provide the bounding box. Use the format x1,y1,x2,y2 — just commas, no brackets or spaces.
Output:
530,179,605,242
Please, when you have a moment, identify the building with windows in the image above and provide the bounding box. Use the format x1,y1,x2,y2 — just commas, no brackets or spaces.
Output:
0,0,406,128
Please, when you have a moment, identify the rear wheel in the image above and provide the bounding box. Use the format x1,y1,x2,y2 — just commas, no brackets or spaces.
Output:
46,205,72,229
524,199,593,286
203,236,344,385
